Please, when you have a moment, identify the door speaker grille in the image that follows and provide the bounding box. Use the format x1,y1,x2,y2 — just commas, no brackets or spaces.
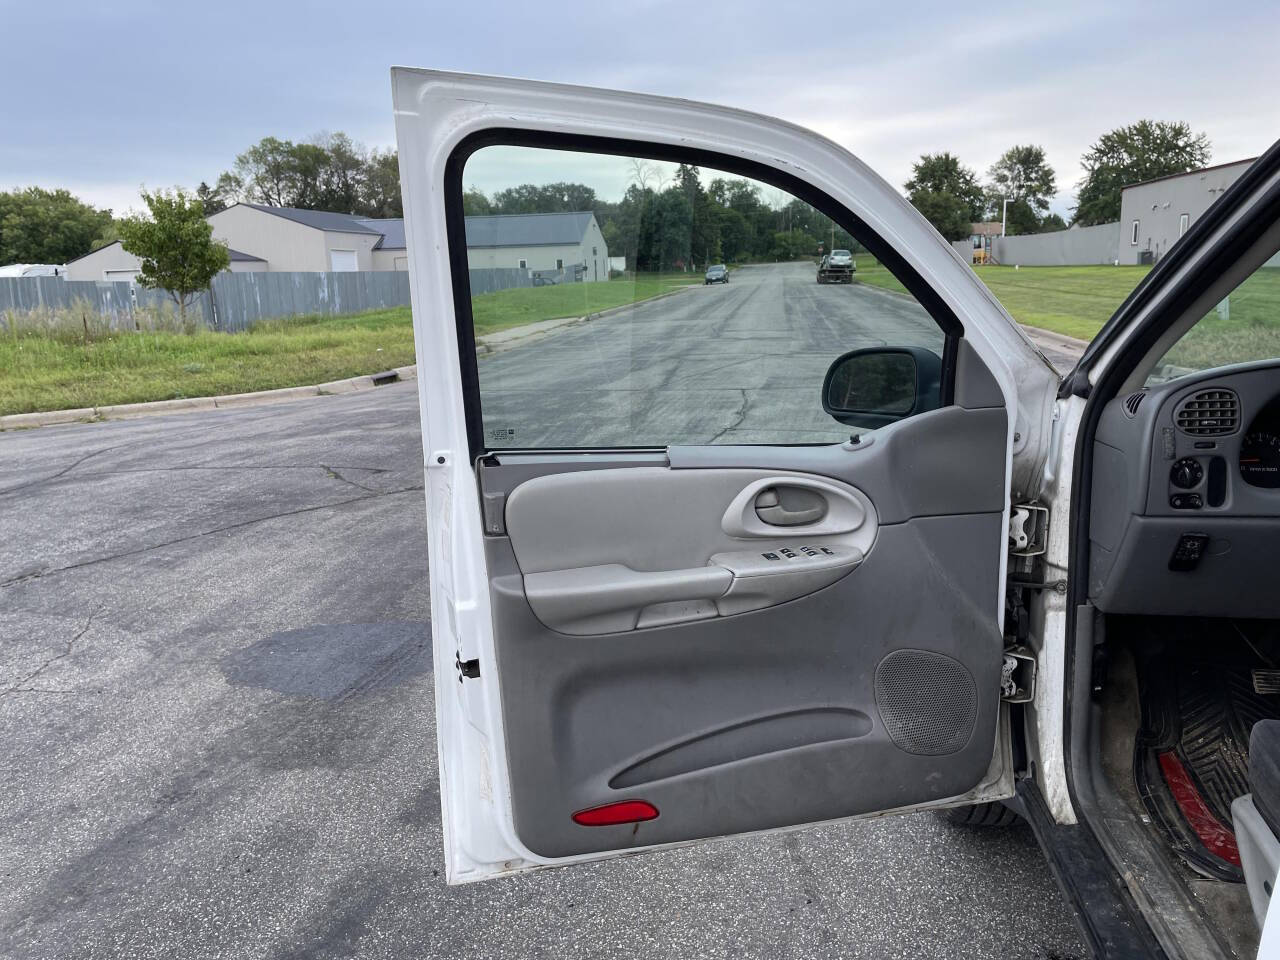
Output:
875,650,978,756
1175,389,1239,435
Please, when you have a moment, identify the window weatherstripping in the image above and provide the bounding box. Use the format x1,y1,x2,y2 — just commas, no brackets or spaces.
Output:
1131,220,1140,245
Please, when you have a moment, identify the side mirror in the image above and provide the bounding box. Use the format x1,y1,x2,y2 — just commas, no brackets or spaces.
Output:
821,346,942,429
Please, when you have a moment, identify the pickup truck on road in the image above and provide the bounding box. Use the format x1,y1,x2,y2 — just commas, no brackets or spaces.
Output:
816,249,855,283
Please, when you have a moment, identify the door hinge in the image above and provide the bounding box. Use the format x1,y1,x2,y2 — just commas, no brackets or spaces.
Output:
1009,502,1049,557
455,651,480,681
1001,645,1036,703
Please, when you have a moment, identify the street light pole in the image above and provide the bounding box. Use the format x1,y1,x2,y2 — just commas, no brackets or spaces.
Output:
1001,197,1009,237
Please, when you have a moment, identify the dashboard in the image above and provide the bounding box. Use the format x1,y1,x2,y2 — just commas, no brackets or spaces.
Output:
1087,361,1280,618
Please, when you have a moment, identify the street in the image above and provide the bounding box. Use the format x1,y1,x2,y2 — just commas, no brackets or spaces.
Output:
479,262,949,447
0,272,1087,959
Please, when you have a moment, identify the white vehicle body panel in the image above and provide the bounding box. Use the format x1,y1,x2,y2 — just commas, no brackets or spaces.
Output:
392,67,1060,883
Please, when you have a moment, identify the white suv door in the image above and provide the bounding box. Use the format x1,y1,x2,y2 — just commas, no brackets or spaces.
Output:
392,68,1059,883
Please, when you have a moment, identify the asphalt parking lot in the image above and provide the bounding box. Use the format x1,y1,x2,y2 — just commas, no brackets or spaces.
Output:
2,287,1088,958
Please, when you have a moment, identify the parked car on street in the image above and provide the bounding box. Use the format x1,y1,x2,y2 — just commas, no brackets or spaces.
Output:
396,67,1280,960
704,264,729,284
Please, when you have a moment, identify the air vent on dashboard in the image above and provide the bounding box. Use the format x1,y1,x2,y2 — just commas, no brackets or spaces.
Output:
1174,389,1239,435
1122,391,1147,418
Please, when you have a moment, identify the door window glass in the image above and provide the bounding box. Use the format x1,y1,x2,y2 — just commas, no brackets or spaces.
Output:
1146,251,1280,384
459,144,947,448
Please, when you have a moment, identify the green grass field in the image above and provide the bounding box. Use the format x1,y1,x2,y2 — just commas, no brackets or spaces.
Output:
853,255,1280,372
0,307,418,417
471,272,702,335
854,255,1152,340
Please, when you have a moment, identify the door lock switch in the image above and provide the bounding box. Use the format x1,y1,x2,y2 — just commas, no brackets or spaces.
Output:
761,552,780,561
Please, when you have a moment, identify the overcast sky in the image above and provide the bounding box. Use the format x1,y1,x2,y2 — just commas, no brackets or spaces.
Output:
3,0,1276,219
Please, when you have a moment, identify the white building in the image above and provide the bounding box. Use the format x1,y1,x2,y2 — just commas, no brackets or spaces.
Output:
64,240,266,282
1118,158,1256,265
465,212,610,282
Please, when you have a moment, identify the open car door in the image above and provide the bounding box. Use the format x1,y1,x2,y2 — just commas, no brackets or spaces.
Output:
392,68,1061,883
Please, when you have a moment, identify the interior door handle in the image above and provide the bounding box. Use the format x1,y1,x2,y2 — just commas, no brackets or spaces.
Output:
754,487,826,526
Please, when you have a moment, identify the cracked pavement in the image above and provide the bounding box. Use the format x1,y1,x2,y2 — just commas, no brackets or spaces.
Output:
1,305,1085,958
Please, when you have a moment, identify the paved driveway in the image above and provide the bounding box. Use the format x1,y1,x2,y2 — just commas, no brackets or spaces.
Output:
1,290,1087,958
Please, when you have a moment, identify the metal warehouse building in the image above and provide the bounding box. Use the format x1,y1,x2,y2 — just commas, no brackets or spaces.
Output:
464,211,610,282
1118,158,1256,265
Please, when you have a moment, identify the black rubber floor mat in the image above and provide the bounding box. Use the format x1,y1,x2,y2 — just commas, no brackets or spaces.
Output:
1133,628,1280,882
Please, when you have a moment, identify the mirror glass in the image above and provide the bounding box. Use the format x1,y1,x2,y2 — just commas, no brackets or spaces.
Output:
825,351,917,416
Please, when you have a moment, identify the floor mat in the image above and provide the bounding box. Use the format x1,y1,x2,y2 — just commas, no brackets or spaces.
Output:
1133,625,1280,882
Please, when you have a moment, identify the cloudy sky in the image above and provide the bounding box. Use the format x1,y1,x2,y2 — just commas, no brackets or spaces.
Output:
2,0,1276,218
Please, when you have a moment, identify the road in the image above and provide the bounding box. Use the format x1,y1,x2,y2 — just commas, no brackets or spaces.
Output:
479,262,950,447
0,266,1087,960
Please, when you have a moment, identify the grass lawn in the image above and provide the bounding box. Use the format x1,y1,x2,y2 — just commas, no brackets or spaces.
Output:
471,272,702,335
854,254,1151,340
0,307,417,417
853,255,1280,370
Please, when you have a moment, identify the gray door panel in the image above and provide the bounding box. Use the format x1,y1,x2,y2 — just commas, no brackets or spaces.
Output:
478,396,1009,859
485,510,1004,858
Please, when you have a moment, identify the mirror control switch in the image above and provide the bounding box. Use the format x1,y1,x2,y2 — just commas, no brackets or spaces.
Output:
1169,533,1210,572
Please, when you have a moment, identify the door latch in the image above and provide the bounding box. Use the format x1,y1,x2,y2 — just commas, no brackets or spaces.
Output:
1008,502,1049,556
1000,646,1036,703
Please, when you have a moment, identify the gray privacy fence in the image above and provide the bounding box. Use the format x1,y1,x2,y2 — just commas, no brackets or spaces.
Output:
468,267,534,295
0,271,412,332
993,222,1120,267
1,266,547,332
951,223,1121,267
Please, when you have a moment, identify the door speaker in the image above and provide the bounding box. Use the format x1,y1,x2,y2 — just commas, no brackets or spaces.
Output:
875,649,978,756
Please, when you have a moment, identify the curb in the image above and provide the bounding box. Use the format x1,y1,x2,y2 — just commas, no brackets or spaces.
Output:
0,365,418,431
1021,325,1091,355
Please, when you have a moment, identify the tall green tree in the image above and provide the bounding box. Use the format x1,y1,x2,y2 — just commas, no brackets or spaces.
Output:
986,144,1056,231
118,189,230,322
1074,120,1211,226
0,187,114,264
904,153,985,241
360,149,402,217
987,145,1056,212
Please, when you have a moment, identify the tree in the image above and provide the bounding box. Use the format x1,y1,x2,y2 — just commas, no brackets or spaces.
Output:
312,132,366,212
232,136,298,207
462,187,491,216
0,187,114,264
986,145,1056,218
1074,120,1211,226
1000,198,1041,237
907,189,973,242
118,189,230,322
360,149,402,217
194,175,237,216
1039,212,1068,233
904,153,985,241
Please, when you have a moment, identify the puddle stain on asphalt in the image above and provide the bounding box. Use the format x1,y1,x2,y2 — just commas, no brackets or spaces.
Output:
221,621,430,699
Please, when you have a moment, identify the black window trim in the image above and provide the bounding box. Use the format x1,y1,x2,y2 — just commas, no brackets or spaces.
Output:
443,127,965,461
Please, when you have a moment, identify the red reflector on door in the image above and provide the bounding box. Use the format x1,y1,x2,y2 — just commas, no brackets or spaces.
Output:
571,800,659,826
